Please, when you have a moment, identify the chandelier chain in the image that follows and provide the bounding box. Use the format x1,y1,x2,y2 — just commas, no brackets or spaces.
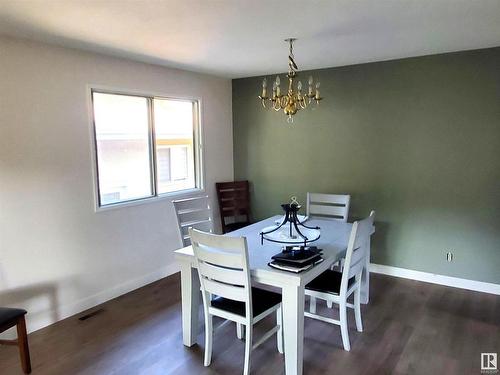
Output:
288,39,298,75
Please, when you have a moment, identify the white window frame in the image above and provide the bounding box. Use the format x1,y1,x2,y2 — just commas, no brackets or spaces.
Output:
87,86,205,211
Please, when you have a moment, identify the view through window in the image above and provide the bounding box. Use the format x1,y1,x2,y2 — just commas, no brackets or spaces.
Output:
92,91,199,207
154,98,196,194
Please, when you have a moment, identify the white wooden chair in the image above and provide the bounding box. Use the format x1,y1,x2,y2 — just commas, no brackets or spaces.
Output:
306,192,351,222
307,192,351,303
305,211,375,351
189,228,283,375
173,196,214,247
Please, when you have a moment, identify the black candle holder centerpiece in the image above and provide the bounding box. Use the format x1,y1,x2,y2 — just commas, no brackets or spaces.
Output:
260,197,320,247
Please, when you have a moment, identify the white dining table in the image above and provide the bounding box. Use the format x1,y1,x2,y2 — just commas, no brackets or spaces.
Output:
174,216,375,375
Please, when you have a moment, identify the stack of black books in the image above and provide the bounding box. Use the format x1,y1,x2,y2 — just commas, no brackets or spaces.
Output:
268,246,324,273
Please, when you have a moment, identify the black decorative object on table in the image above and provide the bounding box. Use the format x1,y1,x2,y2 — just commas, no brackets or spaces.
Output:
268,246,324,273
272,246,322,264
260,197,320,247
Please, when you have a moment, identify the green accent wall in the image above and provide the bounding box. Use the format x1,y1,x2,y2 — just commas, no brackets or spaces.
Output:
232,47,500,284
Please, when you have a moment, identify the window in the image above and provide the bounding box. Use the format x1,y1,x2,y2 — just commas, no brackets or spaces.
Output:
91,91,201,207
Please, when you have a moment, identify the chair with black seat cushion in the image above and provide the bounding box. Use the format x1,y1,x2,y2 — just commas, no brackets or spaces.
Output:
216,181,251,234
305,211,375,351
307,192,351,299
189,228,283,375
0,307,31,374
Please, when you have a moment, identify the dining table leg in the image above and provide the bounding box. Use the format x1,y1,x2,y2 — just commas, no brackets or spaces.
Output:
180,262,200,347
282,284,305,375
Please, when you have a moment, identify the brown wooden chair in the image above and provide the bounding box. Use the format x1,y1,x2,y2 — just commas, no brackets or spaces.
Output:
216,180,251,234
0,308,31,374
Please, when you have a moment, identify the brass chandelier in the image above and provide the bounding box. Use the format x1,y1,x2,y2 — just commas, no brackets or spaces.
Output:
258,38,322,123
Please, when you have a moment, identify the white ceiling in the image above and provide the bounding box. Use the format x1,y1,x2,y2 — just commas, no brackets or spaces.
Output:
1,0,499,78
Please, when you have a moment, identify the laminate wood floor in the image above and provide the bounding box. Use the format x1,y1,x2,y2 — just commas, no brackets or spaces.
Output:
1,273,499,375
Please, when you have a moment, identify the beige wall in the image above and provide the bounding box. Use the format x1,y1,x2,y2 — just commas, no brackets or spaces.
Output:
0,36,233,333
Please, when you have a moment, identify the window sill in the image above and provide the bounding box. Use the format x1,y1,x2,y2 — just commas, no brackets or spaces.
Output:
94,187,206,213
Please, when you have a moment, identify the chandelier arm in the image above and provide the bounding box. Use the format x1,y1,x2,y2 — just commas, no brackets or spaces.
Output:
281,96,289,109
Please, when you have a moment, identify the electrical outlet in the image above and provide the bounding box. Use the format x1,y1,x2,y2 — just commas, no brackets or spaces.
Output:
446,252,453,262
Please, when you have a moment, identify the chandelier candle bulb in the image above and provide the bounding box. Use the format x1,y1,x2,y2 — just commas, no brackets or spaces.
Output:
262,78,267,98
308,75,314,96
315,81,321,100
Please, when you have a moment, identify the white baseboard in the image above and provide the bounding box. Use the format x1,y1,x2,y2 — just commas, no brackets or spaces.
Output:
25,263,180,334
6,262,497,338
370,263,500,296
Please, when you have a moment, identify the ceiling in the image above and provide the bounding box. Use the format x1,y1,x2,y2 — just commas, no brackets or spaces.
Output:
1,0,499,78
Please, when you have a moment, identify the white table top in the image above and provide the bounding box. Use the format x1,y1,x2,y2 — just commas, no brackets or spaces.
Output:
174,216,354,288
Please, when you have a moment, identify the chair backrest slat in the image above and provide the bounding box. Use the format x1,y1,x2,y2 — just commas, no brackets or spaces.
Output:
202,279,247,302
180,218,212,228
190,228,252,318
198,261,247,286
173,196,214,247
308,204,347,218
349,246,365,270
341,211,375,291
348,257,365,279
308,193,350,204
306,192,350,222
216,181,251,234
196,246,246,269
353,212,374,250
